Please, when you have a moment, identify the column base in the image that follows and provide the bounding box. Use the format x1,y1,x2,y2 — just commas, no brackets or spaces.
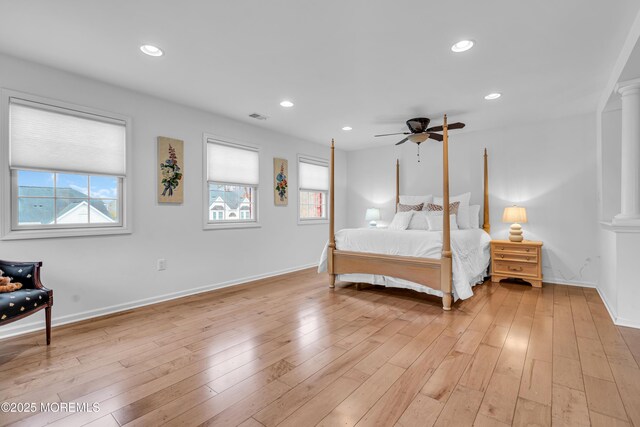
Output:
613,214,640,226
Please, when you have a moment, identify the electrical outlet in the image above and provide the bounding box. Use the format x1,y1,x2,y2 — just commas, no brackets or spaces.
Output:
157,259,167,271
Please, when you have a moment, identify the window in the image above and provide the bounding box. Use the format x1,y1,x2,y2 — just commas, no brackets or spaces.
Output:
204,137,259,229
1,92,130,239
298,156,329,223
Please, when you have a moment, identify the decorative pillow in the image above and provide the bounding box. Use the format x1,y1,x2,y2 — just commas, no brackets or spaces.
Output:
407,211,429,230
433,192,471,207
426,201,460,216
388,211,414,230
399,195,433,206
456,205,471,229
426,214,459,231
469,205,481,229
397,202,424,212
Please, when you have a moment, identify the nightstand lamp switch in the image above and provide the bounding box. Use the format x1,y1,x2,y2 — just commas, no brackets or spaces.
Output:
502,206,527,242
365,208,381,228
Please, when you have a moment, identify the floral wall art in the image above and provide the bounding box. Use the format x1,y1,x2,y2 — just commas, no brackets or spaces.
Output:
274,158,288,206
158,136,184,203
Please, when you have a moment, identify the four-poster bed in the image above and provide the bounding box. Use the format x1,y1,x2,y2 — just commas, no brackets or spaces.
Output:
325,115,490,310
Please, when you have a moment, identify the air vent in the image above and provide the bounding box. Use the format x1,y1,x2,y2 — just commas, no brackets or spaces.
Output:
249,113,268,120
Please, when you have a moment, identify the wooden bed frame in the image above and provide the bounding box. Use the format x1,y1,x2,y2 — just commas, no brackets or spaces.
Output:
327,115,490,310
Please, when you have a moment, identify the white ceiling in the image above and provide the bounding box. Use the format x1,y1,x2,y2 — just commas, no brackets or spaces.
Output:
0,1,638,150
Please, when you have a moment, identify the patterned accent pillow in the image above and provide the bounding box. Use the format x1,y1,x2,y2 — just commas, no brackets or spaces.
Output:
426,201,460,216
397,202,424,212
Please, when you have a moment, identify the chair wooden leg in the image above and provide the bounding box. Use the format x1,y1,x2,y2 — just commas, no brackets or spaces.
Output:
45,306,51,345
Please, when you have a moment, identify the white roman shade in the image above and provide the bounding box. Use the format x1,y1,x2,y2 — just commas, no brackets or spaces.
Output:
207,140,259,186
299,158,329,191
9,99,127,176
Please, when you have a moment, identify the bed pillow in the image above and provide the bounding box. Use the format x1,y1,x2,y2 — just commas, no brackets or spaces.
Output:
426,214,459,231
397,202,424,212
399,195,433,206
407,211,429,230
456,204,471,229
388,211,414,230
469,205,481,229
433,192,471,207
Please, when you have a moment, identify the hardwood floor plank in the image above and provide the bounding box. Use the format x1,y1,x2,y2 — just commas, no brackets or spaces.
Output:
394,392,444,427
512,397,551,427
355,334,457,427
458,344,501,393
433,385,483,427
318,363,405,427
551,384,590,427
519,358,552,406
582,375,628,422
552,355,584,391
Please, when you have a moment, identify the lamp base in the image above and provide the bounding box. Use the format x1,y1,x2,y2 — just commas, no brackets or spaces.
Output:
369,220,377,228
509,223,523,242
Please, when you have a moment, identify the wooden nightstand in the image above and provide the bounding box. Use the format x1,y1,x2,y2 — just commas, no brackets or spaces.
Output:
490,240,543,288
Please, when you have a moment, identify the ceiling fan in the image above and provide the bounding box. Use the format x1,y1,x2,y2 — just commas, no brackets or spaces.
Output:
374,117,465,161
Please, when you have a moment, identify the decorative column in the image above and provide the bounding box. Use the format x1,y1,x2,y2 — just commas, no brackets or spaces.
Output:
614,79,640,225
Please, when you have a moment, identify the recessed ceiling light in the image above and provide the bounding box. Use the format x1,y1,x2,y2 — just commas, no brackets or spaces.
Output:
342,126,352,131
280,100,294,108
140,44,163,57
451,40,474,53
484,93,502,100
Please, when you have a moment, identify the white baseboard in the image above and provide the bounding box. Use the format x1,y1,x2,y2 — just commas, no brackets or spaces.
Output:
595,286,619,324
543,277,597,288
0,263,317,340
594,286,640,329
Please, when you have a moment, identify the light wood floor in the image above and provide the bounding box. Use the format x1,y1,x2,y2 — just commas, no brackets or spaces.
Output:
1,269,640,427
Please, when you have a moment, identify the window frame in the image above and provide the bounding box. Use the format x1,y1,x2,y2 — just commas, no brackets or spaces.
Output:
202,134,260,230
0,89,132,240
297,154,329,225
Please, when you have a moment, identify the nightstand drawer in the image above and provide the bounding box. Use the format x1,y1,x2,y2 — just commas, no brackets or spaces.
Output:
493,260,538,277
493,252,537,263
493,244,537,254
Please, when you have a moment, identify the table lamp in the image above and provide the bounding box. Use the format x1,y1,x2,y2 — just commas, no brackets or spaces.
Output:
502,205,527,242
365,208,381,228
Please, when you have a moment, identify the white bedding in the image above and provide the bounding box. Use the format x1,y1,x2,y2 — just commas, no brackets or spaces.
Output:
318,228,491,300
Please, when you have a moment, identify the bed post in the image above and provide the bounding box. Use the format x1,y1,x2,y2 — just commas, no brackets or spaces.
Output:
328,139,336,288
395,159,400,212
483,148,490,233
441,115,453,311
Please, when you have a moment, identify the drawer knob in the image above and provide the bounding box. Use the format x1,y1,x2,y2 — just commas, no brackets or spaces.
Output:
526,248,530,252
509,266,523,272
526,257,530,261
500,255,504,258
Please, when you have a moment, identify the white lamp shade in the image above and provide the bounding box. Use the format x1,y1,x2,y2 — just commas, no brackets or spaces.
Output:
365,208,381,221
502,206,528,223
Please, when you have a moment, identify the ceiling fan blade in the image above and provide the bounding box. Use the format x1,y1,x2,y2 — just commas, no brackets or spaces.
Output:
374,132,410,137
426,122,466,132
395,137,409,145
428,133,444,141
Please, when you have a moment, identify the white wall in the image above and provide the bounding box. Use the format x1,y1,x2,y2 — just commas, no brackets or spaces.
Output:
347,113,598,286
0,53,347,338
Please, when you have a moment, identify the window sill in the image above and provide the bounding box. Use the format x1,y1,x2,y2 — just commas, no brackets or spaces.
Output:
298,219,329,226
2,226,132,240
203,222,261,230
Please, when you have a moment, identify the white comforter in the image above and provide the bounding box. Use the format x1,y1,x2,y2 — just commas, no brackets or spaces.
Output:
318,228,491,300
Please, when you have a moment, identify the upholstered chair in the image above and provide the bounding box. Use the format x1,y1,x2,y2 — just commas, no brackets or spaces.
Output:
0,260,53,345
